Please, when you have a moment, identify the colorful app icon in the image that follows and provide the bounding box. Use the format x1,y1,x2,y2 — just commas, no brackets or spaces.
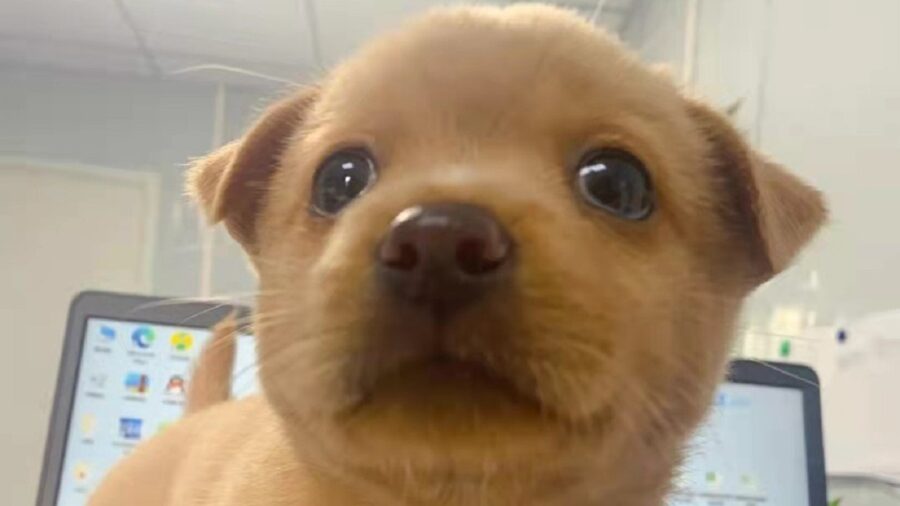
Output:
119,417,143,440
705,471,723,491
165,374,185,396
73,461,91,483
80,413,97,437
131,326,155,349
89,373,107,389
99,325,116,342
124,372,149,394
170,331,194,352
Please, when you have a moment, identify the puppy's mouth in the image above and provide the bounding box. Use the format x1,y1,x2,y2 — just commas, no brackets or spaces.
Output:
328,316,613,463
345,326,542,419
373,352,533,400
390,353,500,382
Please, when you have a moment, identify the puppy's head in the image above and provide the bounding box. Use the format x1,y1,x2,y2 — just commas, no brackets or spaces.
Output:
190,5,825,503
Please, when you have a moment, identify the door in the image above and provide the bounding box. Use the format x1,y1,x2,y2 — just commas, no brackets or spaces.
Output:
0,160,157,504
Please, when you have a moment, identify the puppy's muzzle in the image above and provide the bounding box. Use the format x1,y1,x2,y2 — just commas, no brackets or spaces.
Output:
376,203,513,313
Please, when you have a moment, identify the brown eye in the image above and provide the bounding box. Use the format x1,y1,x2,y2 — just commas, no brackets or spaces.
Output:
576,148,654,220
311,149,377,215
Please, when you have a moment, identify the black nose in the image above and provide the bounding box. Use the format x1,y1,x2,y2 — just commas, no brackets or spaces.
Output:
377,203,513,308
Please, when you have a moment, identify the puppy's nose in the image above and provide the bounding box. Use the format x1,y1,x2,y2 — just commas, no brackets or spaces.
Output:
377,203,512,306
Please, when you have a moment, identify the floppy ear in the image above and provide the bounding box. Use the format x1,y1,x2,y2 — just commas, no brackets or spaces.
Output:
187,87,319,251
687,100,827,284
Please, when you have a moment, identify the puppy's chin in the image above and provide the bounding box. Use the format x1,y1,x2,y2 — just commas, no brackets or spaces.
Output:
332,371,594,476
345,356,542,425
347,367,538,436
355,356,538,415
323,344,614,473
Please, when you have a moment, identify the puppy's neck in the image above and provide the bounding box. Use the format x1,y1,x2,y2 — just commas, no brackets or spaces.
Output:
294,440,676,506
307,469,671,506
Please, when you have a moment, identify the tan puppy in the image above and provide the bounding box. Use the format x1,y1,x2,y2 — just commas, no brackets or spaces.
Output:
183,313,237,416
91,5,825,506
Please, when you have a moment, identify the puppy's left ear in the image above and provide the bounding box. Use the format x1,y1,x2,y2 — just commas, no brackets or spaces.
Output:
687,100,827,285
187,88,319,251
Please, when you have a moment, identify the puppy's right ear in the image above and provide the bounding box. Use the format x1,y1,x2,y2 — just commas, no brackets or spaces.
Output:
687,100,827,285
187,88,319,251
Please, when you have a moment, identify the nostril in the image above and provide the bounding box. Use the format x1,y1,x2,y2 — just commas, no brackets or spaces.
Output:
456,237,505,275
378,203,513,296
381,241,419,271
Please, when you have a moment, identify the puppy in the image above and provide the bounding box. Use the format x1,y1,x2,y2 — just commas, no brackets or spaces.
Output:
91,5,825,506
183,312,237,416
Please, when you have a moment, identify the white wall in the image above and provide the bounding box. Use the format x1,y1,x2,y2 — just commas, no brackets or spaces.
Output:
757,0,900,324
0,65,269,297
0,66,268,502
628,0,900,477
807,313,900,479
757,0,900,477
0,162,157,505
620,0,687,72
625,0,900,329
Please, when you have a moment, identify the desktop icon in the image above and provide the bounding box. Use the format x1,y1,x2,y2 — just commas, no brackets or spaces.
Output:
80,413,97,437
119,417,143,440
124,372,149,394
170,331,194,352
165,374,185,396
740,473,759,492
705,471,723,491
73,461,91,483
131,326,155,349
88,373,107,389
99,324,116,342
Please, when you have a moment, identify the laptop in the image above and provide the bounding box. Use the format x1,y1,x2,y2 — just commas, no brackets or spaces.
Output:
37,291,257,506
670,360,828,505
38,291,827,505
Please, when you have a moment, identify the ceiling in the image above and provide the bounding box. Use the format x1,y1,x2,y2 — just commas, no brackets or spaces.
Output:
0,0,637,87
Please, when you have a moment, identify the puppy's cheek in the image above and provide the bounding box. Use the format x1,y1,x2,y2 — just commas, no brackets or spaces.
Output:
508,212,720,434
609,255,736,443
503,213,658,421
262,217,392,419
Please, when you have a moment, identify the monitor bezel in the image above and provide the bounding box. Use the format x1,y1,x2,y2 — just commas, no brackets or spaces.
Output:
727,359,828,506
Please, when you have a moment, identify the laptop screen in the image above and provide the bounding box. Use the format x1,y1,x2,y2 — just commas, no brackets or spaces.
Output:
54,317,810,506
670,382,810,505
55,317,257,506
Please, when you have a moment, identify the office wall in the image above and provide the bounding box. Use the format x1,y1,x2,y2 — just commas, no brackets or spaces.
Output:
0,65,274,297
624,0,900,477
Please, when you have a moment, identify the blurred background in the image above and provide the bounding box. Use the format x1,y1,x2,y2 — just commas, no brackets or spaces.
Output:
2,0,899,504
